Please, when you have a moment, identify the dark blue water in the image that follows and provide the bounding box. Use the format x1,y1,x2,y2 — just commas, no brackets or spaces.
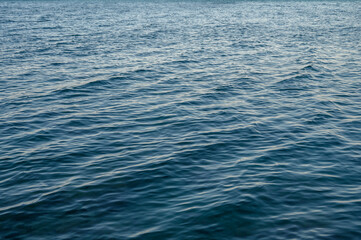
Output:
1,0,361,239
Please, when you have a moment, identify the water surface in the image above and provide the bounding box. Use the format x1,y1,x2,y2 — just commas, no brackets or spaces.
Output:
1,1,361,239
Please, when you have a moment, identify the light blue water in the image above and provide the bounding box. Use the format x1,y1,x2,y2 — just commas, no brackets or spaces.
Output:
1,1,361,239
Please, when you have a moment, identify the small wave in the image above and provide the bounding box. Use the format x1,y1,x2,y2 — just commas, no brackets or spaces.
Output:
53,77,121,96
301,64,319,72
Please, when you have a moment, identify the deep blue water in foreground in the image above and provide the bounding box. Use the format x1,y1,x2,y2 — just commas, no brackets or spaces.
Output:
1,1,361,239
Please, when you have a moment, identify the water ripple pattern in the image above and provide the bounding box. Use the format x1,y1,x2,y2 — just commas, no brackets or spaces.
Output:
1,1,361,239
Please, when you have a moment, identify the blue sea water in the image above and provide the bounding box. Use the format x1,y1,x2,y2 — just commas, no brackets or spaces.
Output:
1,0,361,239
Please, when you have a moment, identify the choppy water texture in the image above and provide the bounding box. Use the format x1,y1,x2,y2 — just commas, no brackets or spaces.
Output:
1,0,361,239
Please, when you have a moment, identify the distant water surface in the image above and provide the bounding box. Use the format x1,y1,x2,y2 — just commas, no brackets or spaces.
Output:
1,0,361,239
